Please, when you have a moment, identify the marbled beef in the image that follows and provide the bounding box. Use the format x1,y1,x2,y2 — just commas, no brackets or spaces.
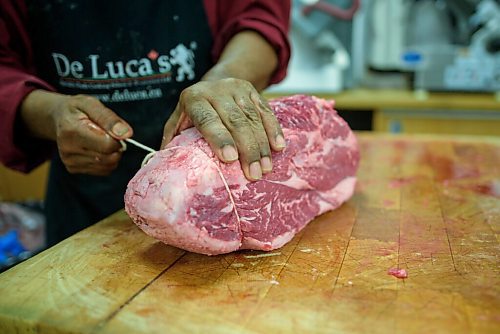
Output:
125,95,359,255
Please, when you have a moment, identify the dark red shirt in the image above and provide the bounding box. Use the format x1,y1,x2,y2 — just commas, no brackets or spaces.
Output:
0,0,291,172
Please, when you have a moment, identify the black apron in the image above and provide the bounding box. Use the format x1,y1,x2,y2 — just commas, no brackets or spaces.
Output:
27,1,213,246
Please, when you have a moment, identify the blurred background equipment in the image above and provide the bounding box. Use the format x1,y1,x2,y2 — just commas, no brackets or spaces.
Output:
365,0,500,92
267,0,499,136
270,0,360,93
0,163,48,272
0,201,45,272
271,0,500,93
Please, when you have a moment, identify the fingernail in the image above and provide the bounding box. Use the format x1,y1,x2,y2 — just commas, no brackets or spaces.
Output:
112,122,129,137
249,161,262,180
261,156,272,173
222,145,238,161
276,135,286,149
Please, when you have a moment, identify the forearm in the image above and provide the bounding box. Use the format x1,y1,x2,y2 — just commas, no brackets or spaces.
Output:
19,89,67,141
202,30,278,91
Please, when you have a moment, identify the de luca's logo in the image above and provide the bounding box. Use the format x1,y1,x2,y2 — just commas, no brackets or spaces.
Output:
51,42,198,83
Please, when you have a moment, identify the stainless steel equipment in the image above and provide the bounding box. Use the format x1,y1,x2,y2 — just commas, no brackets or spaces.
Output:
269,0,359,93
366,0,500,92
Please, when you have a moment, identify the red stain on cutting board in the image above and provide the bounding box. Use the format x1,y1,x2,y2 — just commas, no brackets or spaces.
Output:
456,181,500,198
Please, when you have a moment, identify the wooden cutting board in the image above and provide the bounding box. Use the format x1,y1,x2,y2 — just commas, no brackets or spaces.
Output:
0,133,498,334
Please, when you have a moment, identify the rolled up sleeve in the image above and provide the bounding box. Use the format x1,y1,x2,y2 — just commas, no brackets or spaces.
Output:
204,0,291,84
0,0,55,172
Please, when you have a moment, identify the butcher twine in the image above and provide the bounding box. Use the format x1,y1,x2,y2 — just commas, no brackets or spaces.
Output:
196,147,241,226
120,139,241,225
119,139,157,167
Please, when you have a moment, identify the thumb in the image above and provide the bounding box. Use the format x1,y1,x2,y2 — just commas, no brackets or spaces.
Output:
161,107,181,149
161,108,194,149
75,95,133,140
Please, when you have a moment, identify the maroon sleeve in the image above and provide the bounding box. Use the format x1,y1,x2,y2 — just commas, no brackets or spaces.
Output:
0,0,56,172
203,0,291,85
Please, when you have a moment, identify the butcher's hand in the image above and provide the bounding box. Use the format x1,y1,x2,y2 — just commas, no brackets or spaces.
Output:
161,78,286,181
20,90,133,176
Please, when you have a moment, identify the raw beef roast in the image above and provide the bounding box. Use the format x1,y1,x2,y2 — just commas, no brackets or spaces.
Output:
125,95,359,255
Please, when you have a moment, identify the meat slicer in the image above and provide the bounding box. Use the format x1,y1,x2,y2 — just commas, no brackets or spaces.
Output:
367,0,500,92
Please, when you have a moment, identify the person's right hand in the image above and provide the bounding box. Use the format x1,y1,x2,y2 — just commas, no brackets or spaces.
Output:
20,91,133,176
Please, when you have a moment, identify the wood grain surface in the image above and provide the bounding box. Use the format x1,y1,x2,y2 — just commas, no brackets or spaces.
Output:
0,133,498,334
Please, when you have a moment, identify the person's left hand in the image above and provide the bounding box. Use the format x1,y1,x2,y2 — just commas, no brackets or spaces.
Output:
161,78,286,181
